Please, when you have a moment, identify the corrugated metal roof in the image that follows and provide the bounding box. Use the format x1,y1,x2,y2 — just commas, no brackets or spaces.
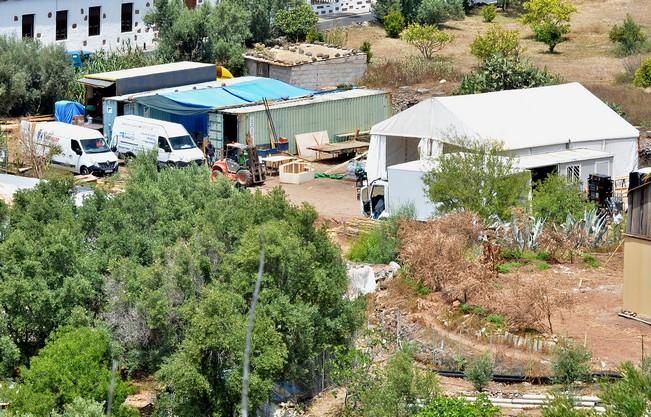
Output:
223,89,387,114
518,148,613,169
84,62,215,81
107,76,259,101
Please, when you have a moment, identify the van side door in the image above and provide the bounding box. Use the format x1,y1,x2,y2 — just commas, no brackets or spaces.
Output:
158,136,171,164
70,139,83,173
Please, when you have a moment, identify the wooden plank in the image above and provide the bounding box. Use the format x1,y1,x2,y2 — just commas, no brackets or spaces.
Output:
306,140,370,154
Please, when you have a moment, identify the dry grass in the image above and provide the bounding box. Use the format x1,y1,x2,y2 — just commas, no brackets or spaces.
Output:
346,0,651,123
360,56,458,88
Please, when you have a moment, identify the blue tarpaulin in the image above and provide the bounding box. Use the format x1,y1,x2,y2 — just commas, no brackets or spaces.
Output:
54,100,85,124
163,87,249,109
223,78,314,102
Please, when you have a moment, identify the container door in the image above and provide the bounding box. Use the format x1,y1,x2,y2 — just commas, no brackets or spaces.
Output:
208,113,224,160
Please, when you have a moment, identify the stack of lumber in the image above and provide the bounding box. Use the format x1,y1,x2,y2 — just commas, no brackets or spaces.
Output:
0,115,55,134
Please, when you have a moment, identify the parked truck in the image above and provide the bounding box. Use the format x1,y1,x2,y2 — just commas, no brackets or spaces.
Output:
110,116,204,168
26,121,119,175
360,160,438,221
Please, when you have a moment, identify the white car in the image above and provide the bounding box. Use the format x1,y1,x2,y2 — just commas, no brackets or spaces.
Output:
110,115,205,168
28,121,119,175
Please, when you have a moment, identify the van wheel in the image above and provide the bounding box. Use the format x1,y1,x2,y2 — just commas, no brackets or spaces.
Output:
80,166,90,175
167,161,176,169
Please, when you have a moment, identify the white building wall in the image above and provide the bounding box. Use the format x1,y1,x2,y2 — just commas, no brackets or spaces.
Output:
310,0,375,15
0,0,216,52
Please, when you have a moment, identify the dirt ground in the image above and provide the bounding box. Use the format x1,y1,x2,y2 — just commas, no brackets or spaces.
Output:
345,0,651,125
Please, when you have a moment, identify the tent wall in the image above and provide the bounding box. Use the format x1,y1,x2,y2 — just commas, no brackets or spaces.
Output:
387,165,437,220
367,135,423,182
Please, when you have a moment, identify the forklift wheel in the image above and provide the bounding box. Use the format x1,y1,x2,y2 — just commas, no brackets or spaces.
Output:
237,170,253,187
210,169,224,182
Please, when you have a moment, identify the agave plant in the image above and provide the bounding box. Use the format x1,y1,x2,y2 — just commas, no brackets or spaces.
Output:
561,209,609,248
491,212,546,251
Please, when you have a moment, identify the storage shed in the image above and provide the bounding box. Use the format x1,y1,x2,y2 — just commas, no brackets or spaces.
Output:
367,83,640,189
244,43,368,90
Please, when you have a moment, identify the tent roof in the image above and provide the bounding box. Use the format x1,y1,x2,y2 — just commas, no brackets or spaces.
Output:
371,83,640,149
517,148,613,169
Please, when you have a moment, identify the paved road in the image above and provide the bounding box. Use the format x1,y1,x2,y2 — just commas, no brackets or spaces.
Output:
317,12,375,30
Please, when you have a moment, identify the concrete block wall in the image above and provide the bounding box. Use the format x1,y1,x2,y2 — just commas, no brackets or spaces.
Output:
310,0,375,15
252,54,367,90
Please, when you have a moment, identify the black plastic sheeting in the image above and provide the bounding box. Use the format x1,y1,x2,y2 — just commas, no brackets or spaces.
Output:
435,370,621,385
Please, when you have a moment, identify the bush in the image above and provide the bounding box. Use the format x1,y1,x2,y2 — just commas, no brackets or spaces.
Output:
360,41,373,63
460,303,488,316
601,359,651,417
634,57,651,88
416,395,501,417
552,340,592,386
536,261,551,270
306,28,325,43
470,25,522,61
609,14,647,56
348,209,413,264
325,27,348,47
543,393,597,417
582,253,599,268
532,174,592,224
465,352,494,392
417,0,465,25
501,247,523,260
400,23,453,59
486,313,505,327
384,9,406,38
457,55,560,94
496,262,521,273
373,0,402,22
482,5,497,23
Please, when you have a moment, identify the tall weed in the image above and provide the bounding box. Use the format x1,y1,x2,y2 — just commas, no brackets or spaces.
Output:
360,56,456,88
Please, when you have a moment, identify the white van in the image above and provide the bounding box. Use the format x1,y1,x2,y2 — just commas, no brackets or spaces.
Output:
110,116,205,167
28,122,119,175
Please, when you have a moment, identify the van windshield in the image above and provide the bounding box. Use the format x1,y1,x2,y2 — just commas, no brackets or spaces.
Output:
169,135,197,150
80,138,110,154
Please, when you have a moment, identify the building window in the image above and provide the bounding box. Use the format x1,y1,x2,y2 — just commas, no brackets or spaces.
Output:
22,14,34,39
56,10,68,40
566,165,581,183
121,3,133,33
88,6,101,36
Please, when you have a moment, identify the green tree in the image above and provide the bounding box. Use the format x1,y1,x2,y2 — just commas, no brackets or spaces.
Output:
465,352,494,392
372,0,402,22
0,179,103,358
551,340,592,387
0,36,75,116
400,23,453,59
416,395,501,417
424,138,530,221
522,0,577,53
384,9,406,38
154,284,288,417
532,174,592,224
417,0,465,26
634,57,651,88
156,3,216,62
274,3,319,41
600,359,651,417
212,0,252,73
143,0,182,34
51,398,106,417
457,54,560,94
609,14,647,56
236,0,302,42
470,25,522,61
7,326,132,417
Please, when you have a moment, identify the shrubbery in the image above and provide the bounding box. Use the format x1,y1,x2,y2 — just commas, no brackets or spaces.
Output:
400,23,453,59
532,174,594,224
457,55,560,94
274,3,318,41
417,0,465,26
465,352,494,392
609,14,647,56
481,5,497,23
522,0,577,53
634,57,651,88
470,25,522,61
551,340,592,386
416,395,501,417
384,9,406,38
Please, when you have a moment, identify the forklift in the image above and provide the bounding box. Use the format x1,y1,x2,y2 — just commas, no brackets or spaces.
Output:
211,142,266,187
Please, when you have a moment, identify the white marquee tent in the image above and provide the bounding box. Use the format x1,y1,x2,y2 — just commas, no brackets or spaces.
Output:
367,83,640,184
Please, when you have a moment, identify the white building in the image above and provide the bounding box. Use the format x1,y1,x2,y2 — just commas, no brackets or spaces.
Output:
310,0,375,15
0,0,216,52
367,82,640,188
